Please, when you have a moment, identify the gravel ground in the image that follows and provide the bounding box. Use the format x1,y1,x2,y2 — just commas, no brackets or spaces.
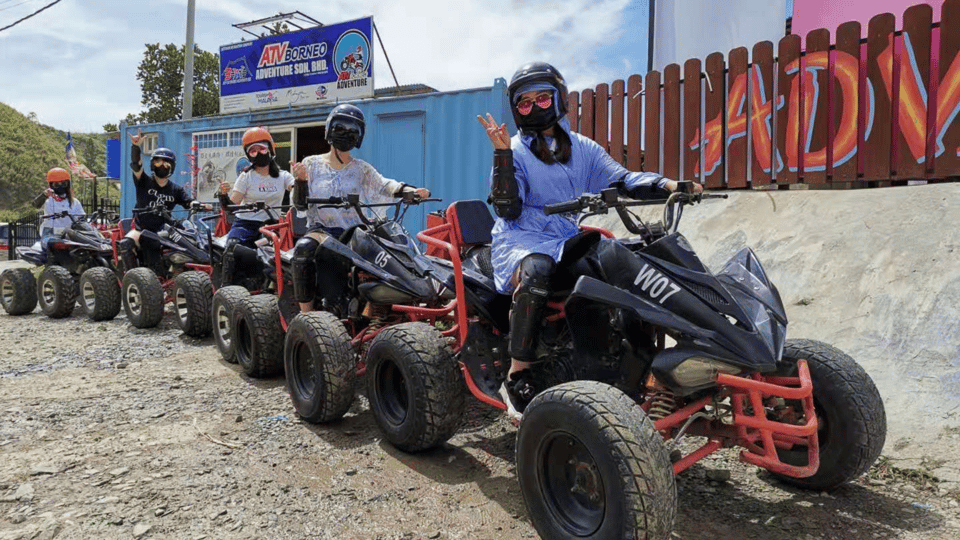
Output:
1,307,959,540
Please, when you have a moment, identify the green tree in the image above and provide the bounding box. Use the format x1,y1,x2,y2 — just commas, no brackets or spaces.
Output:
136,43,220,123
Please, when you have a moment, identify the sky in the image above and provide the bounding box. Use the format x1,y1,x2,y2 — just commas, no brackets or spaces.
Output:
0,0,653,133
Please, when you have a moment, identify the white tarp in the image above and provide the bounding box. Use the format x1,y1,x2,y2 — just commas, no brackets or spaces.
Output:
651,0,789,72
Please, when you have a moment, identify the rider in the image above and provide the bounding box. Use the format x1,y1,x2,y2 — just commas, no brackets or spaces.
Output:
290,104,430,314
32,167,85,260
120,130,212,272
217,126,295,286
477,61,703,419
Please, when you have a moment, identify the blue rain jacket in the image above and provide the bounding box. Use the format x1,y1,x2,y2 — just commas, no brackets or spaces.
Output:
490,118,666,294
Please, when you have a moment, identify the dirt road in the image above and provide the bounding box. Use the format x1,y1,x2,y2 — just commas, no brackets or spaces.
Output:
1,310,958,540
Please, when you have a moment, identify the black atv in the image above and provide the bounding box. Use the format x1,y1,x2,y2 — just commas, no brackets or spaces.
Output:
409,185,887,540
228,194,457,428
209,202,301,364
119,206,214,336
0,211,120,320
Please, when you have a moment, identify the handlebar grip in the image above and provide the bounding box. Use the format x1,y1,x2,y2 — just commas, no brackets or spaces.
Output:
305,197,343,205
544,200,582,215
701,193,729,199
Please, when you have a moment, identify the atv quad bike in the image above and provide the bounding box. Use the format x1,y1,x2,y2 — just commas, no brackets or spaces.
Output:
118,206,215,337
0,211,120,320
228,194,462,440
409,185,887,540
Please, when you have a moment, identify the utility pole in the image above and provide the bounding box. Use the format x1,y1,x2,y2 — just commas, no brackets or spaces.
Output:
182,0,197,119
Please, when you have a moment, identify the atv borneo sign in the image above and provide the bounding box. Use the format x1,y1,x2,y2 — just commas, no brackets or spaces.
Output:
218,17,374,114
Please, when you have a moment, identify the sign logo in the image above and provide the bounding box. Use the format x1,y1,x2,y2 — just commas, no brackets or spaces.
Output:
316,85,328,98
222,58,252,84
256,91,279,104
333,30,370,82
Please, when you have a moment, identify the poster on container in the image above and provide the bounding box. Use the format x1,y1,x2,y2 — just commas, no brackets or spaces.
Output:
219,17,374,114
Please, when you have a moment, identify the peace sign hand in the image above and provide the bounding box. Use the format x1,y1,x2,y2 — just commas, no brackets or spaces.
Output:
128,128,143,145
477,113,510,151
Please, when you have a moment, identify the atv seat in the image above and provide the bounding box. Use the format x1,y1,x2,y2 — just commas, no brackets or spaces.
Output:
448,199,495,247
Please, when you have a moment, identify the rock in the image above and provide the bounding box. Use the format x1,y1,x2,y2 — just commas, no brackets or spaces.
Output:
235,415,243,423
345,469,358,476
30,463,59,475
133,523,152,537
109,467,130,476
117,362,128,369
15,483,34,501
95,496,121,504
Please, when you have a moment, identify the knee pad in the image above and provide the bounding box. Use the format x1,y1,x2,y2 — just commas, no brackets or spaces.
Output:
509,254,556,361
291,237,320,303
490,149,521,220
117,237,139,271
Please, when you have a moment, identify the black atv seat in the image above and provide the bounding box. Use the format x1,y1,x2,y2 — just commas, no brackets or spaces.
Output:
450,200,495,246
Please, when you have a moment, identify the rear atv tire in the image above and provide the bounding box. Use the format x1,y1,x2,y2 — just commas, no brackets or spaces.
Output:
771,339,886,490
122,267,164,329
79,267,121,321
365,322,465,452
232,294,283,377
212,286,248,363
0,268,38,315
37,265,77,319
517,381,677,540
173,271,213,337
284,312,356,423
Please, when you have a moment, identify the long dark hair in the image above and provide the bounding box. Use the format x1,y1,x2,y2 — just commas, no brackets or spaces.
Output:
529,127,572,164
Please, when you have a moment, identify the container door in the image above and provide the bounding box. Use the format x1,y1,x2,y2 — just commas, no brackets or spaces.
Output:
374,112,426,233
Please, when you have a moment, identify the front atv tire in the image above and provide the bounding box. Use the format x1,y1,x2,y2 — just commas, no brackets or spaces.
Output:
173,271,213,337
0,268,37,315
79,267,121,321
284,312,356,423
365,322,465,452
37,265,77,319
212,286,248,363
517,381,677,540
772,339,886,490
232,294,283,377
122,267,164,329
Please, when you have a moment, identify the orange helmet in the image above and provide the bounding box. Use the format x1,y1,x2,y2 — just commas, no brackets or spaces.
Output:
242,126,274,151
46,167,71,183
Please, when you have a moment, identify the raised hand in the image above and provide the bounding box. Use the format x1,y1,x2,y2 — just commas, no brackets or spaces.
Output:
127,128,143,145
477,113,510,150
290,161,307,181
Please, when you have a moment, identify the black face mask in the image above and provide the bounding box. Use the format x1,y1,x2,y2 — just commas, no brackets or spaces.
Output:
51,184,70,197
154,166,171,179
329,131,360,152
252,153,272,167
517,105,559,132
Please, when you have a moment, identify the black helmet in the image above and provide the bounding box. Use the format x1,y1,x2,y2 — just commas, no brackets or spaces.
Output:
508,61,569,132
151,147,177,176
325,104,365,151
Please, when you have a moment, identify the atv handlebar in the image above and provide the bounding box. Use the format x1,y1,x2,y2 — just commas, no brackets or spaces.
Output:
304,193,442,227
544,186,728,236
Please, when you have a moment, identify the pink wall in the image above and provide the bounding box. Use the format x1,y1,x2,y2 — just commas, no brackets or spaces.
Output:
792,0,946,39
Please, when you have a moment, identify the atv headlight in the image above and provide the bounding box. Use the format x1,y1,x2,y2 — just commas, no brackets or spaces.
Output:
671,358,742,387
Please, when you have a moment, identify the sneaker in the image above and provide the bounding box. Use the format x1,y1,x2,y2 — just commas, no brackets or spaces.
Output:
498,382,524,423
499,370,537,423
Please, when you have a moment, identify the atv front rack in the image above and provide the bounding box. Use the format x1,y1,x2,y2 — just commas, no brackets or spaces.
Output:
654,360,819,478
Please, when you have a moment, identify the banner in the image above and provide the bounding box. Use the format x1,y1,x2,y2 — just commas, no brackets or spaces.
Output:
219,17,374,114
792,0,945,39
651,0,788,72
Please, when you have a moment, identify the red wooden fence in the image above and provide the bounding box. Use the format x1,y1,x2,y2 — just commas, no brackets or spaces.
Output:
566,0,960,186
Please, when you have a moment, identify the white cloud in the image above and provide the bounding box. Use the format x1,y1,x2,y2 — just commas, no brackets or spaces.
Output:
0,0,642,132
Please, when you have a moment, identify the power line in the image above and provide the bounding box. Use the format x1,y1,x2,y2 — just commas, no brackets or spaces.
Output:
0,1,37,13
0,0,60,33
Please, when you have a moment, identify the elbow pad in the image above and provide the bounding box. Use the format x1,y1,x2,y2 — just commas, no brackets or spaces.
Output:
490,149,521,220
130,144,142,172
218,192,232,213
292,179,308,211
618,175,667,200
31,192,47,209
